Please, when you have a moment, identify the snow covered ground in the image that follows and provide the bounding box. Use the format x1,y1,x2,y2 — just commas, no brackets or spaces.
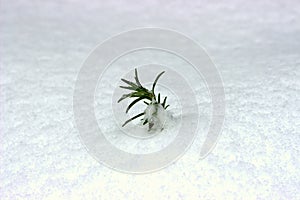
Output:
1,0,299,199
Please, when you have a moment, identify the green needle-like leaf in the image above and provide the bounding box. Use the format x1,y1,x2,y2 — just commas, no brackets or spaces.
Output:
126,97,145,113
121,78,138,88
122,112,145,127
143,119,148,125
130,92,152,100
118,93,132,103
162,96,167,107
152,71,165,93
134,68,142,86
120,86,136,90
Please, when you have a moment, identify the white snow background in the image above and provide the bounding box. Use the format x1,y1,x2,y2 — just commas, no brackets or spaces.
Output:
1,0,299,199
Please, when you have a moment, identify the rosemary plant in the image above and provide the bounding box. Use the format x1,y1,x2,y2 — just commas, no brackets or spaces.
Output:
118,69,169,130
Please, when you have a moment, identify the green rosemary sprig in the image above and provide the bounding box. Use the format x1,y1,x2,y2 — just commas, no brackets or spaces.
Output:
118,69,169,127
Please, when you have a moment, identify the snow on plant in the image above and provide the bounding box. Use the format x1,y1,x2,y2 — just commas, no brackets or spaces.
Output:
118,69,169,131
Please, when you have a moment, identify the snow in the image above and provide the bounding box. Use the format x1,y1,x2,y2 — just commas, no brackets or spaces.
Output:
1,0,300,199
143,101,168,131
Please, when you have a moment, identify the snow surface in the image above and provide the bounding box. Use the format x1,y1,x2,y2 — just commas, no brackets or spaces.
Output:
1,0,300,199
